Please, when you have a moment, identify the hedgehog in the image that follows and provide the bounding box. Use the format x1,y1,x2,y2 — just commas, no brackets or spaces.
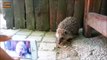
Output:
56,17,80,47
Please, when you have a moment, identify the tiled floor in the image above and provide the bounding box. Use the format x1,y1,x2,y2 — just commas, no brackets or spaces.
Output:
0,29,57,60
1,29,107,60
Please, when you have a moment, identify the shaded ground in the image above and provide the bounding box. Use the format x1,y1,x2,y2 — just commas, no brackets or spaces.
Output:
56,30,107,60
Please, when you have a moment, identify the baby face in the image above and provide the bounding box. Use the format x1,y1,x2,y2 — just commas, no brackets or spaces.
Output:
15,42,27,56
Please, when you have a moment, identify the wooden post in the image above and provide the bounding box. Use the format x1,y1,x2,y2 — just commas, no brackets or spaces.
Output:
13,0,25,29
49,0,57,31
66,0,75,17
74,0,84,27
56,0,67,26
2,0,14,29
35,0,50,31
25,0,35,30
83,0,92,37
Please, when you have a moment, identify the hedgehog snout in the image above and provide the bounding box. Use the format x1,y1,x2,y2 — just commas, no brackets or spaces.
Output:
58,37,64,44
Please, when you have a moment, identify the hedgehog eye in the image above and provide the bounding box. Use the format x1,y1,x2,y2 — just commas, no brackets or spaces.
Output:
67,38,72,42
64,31,67,34
60,37,64,40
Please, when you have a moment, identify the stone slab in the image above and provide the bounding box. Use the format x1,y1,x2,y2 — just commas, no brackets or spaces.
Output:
16,29,32,36
12,35,27,39
45,32,56,37
39,43,56,51
30,31,46,36
38,51,56,60
27,36,43,42
0,29,20,36
42,37,56,43
42,32,56,43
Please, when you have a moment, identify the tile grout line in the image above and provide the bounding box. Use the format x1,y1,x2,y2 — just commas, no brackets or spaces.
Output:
38,31,47,48
11,29,21,37
25,30,33,39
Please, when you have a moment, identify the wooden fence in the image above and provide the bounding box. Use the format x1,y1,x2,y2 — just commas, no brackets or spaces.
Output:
0,1,2,13
2,0,106,31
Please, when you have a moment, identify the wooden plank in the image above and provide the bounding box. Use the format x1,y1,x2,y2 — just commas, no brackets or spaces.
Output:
33,0,40,30
100,0,107,15
56,0,67,26
92,0,102,13
66,0,75,16
33,0,39,11
2,0,14,29
13,0,25,29
74,0,84,27
88,13,107,37
19,0,25,28
49,0,57,31
35,0,50,31
25,0,35,30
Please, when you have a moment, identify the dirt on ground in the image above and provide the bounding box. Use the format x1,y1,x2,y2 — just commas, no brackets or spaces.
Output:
56,30,107,60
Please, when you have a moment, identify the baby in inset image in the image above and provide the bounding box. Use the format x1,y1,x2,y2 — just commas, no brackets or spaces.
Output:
15,41,31,58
